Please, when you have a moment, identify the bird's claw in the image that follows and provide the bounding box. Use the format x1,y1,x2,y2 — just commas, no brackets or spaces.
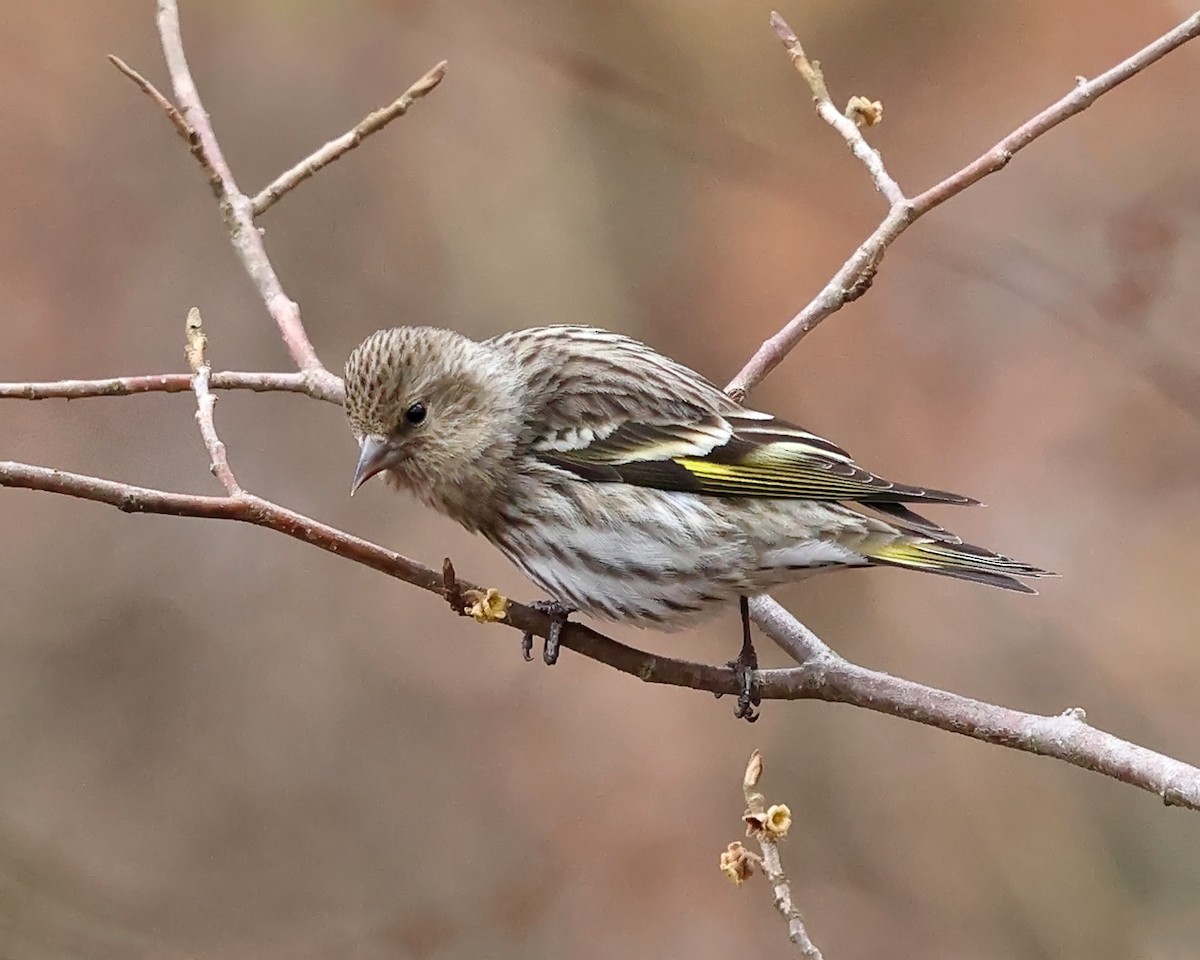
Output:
726,653,761,722
729,594,761,722
522,599,576,665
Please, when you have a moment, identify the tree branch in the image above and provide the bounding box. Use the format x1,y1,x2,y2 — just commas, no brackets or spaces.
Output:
107,54,193,147
184,308,241,495
749,595,836,664
150,0,340,395
726,10,1200,399
113,3,442,396
769,11,903,205
251,61,448,217
0,370,338,402
731,750,822,957
2,456,1198,811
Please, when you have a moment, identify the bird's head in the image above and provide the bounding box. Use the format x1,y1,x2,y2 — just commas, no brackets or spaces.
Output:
344,326,524,502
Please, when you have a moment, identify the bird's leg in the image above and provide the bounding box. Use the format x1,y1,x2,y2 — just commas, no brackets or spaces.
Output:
728,595,761,722
522,599,576,665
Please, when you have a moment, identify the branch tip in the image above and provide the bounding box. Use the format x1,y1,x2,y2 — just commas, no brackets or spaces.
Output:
728,751,821,955
251,57,449,217
412,60,448,97
769,11,799,47
184,308,207,373
744,749,764,791
108,52,192,144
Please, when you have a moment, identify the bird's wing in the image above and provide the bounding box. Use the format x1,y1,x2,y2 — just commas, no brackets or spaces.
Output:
493,325,977,508
538,409,978,506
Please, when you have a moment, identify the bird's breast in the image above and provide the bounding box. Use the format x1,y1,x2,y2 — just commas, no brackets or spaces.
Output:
484,479,758,626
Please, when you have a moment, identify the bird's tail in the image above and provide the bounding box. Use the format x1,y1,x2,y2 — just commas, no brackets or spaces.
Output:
863,539,1055,594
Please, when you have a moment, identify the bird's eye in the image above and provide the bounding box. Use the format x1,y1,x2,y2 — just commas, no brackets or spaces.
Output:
405,402,427,425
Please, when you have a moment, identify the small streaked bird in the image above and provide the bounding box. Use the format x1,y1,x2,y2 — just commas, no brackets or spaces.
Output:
345,325,1053,718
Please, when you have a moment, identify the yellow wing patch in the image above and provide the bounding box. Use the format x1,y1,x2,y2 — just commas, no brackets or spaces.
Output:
672,454,888,500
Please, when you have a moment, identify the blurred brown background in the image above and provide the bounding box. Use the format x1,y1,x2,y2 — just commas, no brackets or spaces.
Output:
3,0,1200,957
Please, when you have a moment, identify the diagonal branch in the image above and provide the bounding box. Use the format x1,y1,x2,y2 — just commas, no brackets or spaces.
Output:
2,458,1199,812
107,54,192,146
769,12,903,204
726,10,1200,399
251,60,448,216
113,4,441,396
152,0,339,393
750,595,837,663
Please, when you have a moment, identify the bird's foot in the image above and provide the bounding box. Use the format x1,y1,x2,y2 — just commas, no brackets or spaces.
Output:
726,648,761,722
726,595,761,722
522,600,576,665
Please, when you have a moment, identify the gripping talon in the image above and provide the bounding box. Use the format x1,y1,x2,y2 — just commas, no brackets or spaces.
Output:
524,599,575,665
731,659,761,722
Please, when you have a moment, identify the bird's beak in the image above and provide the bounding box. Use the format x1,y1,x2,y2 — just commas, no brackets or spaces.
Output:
351,436,390,496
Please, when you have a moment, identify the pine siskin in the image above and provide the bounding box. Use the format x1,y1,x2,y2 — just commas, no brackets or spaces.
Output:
344,324,1052,701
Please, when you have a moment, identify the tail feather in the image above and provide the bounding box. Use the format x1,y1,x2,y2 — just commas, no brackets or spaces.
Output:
866,502,963,543
864,539,1055,594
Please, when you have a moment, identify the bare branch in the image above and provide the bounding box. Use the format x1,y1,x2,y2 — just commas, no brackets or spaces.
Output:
2,458,1198,811
184,309,241,495
749,595,836,664
144,1,442,390
116,7,441,396
0,370,340,402
736,750,823,957
152,0,340,394
251,61,448,217
107,54,193,146
769,11,903,205
728,10,1200,398
725,202,901,400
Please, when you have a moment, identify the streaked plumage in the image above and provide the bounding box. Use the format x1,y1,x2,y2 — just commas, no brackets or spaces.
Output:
344,325,1052,628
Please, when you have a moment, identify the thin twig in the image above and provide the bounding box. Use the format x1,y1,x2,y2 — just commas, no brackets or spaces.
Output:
251,61,448,217
0,370,341,402
738,751,822,957
107,54,193,146
727,10,1200,398
749,595,837,664
769,12,903,205
153,0,340,393
2,457,1199,811
185,308,241,495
